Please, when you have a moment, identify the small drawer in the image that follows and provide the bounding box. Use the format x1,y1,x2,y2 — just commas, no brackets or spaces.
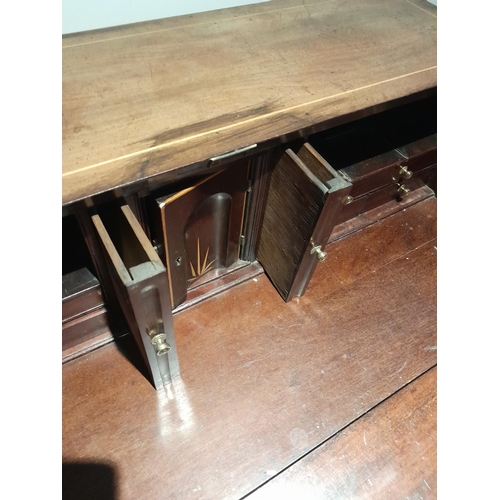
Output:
62,268,104,323
308,95,437,201
62,306,110,351
360,165,436,214
336,195,366,225
336,150,407,198
396,134,437,173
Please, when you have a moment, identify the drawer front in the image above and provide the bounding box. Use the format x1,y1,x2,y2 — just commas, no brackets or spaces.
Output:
397,134,437,173
308,95,436,203
337,149,406,198
62,268,104,323
361,165,436,214
62,307,110,351
336,195,366,225
316,136,436,201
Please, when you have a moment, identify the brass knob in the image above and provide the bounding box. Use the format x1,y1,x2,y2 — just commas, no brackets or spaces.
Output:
150,333,171,356
399,166,413,179
397,183,411,197
311,243,327,262
342,195,354,205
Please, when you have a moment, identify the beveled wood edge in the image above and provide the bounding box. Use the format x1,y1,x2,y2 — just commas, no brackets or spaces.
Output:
285,150,328,195
157,170,222,208
121,204,165,269
339,149,406,183
62,76,437,207
91,214,133,285
396,133,437,161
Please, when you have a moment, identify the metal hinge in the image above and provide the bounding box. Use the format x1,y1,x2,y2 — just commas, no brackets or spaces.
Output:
239,235,245,246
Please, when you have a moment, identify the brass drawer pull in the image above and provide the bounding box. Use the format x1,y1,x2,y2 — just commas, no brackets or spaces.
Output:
399,166,413,179
150,333,171,356
310,241,328,262
397,183,411,197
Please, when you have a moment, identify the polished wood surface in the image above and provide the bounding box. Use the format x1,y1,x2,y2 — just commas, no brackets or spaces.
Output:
62,0,437,205
63,197,436,499
248,367,437,499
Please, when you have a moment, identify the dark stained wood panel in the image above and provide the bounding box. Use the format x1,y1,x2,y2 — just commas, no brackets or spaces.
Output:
248,367,437,500
257,149,326,299
63,198,437,500
157,163,248,309
62,0,436,205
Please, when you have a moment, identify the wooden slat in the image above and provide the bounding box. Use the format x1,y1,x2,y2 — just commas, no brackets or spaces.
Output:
248,367,437,500
121,204,164,268
62,0,436,205
63,198,437,500
91,214,132,285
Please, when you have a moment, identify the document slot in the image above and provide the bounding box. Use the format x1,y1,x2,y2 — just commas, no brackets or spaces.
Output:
92,203,180,390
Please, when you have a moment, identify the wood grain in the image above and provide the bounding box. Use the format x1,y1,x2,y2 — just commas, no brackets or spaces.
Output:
63,198,437,500
326,196,436,286
248,367,437,500
256,149,326,299
62,0,436,205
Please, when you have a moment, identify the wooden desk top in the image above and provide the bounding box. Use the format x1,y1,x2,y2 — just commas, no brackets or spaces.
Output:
62,0,436,206
62,197,437,499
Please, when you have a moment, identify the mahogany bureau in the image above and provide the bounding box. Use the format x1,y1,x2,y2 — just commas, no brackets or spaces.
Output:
62,0,437,390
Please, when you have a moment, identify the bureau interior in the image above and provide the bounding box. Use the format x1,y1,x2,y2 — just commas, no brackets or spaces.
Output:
307,95,437,169
62,94,437,364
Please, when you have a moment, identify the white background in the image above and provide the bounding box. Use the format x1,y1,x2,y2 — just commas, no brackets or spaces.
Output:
63,0,269,34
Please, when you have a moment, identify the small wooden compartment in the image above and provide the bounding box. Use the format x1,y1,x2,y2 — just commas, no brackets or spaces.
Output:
62,268,108,351
308,96,437,223
62,214,111,352
150,161,250,310
62,268,104,323
92,202,180,389
257,143,351,301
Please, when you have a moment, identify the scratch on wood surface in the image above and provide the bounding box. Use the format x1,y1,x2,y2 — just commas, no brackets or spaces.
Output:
236,29,252,50
363,432,367,445
395,361,407,374
424,479,431,490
